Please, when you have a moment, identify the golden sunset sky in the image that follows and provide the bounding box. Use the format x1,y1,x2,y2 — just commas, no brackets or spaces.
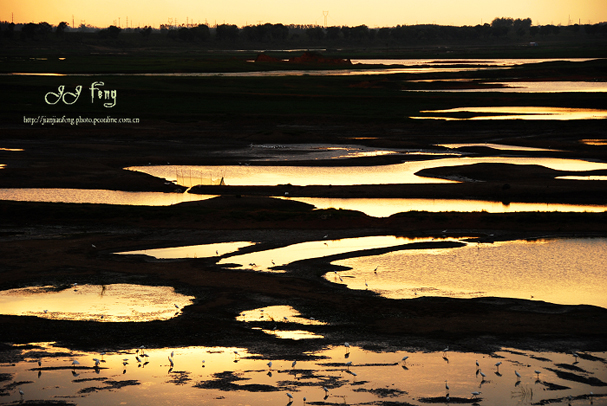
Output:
2,0,606,28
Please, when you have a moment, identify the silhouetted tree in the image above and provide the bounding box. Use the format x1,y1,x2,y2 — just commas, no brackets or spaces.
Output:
326,26,341,40
140,26,153,37
3,22,15,38
215,24,239,41
191,24,210,41
529,26,539,37
178,27,194,41
474,23,492,38
351,25,369,40
340,26,351,40
21,22,51,39
99,25,121,39
269,23,288,41
539,24,559,36
513,18,532,32
377,27,391,41
306,26,324,41
56,21,68,37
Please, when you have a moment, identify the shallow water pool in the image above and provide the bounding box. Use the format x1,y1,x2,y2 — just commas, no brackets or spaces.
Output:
1,342,604,406
0,284,195,322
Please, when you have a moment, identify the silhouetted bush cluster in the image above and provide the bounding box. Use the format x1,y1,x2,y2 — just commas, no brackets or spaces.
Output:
1,18,606,46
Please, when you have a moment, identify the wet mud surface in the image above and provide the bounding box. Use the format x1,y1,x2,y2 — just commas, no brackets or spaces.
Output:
1,116,607,358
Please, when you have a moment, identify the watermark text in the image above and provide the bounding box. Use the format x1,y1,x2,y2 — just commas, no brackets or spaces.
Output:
23,115,140,126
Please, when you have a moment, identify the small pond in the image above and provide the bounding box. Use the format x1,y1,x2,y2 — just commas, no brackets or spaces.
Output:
0,284,195,322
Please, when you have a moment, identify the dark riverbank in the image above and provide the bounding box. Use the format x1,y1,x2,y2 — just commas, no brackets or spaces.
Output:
1,52,606,355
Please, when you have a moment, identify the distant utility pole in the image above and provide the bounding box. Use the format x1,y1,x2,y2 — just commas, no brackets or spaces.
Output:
72,15,74,28
323,11,329,28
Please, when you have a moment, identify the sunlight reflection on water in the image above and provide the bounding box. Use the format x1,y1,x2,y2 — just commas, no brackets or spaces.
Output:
217,235,433,272
1,342,604,406
127,156,607,187
282,197,607,217
0,284,195,322
409,81,607,93
412,107,607,120
117,241,255,259
0,188,215,205
330,238,607,308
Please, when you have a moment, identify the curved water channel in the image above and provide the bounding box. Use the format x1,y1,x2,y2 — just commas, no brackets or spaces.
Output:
412,107,607,120
126,156,607,187
2,149,606,214
7,58,598,77
117,235,607,309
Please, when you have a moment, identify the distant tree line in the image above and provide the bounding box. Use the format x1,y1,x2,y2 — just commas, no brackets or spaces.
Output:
1,18,606,44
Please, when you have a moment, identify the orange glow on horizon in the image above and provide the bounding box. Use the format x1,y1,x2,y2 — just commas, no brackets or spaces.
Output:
1,0,606,29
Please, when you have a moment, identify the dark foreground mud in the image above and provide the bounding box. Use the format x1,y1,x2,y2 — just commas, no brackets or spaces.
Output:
1,116,607,357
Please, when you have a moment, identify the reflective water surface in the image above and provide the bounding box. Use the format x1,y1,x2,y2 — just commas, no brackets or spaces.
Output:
7,58,598,78
1,342,604,405
283,197,607,217
221,143,414,162
556,176,607,181
0,284,195,322
112,236,607,309
128,156,607,187
330,238,607,308
436,142,559,152
237,305,327,340
581,139,607,146
0,188,214,205
118,241,255,259
2,189,603,215
410,81,607,93
413,107,607,120
217,235,439,273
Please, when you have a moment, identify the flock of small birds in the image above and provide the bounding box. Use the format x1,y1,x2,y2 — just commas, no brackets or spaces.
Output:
18,345,596,404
